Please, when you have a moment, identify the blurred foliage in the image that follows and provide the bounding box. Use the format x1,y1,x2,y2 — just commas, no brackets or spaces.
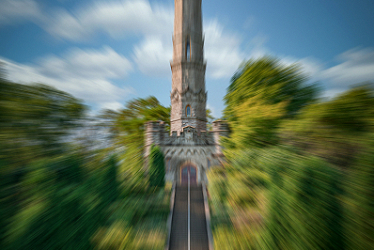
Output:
149,146,166,189
345,140,374,250
1,154,171,250
99,96,170,194
0,71,171,249
208,57,374,249
280,84,374,167
0,78,87,173
223,96,287,149
262,156,345,250
206,108,215,122
223,57,318,149
209,147,352,250
225,57,319,120
206,108,215,131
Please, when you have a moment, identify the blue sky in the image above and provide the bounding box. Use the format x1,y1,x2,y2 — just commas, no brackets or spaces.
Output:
1,0,374,118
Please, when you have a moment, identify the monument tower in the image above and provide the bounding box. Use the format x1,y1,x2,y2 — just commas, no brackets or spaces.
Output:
170,0,207,133
145,0,228,184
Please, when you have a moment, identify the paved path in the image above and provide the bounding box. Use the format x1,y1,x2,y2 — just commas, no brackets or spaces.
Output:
169,185,209,250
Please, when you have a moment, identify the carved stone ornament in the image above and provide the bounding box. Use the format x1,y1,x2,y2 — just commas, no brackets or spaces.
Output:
185,129,193,142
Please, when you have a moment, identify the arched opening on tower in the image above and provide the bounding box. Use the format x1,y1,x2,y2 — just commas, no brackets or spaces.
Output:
186,39,190,61
186,105,191,117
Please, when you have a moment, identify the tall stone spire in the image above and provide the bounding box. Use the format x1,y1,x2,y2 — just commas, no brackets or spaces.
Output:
144,0,228,185
170,0,207,134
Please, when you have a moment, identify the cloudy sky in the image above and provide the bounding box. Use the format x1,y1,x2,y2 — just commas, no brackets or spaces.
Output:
1,0,374,117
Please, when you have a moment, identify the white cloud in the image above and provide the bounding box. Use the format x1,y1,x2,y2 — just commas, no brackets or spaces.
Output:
321,48,374,87
298,57,324,77
281,48,374,99
320,88,344,99
204,20,245,79
0,0,249,81
0,0,43,25
281,56,324,80
0,46,133,108
37,46,132,80
133,36,173,77
4,0,373,92
99,101,124,111
42,0,247,80
45,0,173,41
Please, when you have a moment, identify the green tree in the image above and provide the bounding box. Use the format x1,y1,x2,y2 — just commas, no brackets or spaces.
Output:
261,157,344,250
0,79,86,170
101,96,169,193
345,139,374,250
102,155,119,204
225,57,318,120
210,57,374,250
223,57,318,149
0,70,170,250
149,146,165,188
280,84,374,167
206,108,215,131
0,74,87,248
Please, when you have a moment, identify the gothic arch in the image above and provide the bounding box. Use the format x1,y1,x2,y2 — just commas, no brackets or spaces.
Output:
179,161,198,185
185,36,191,61
185,104,191,117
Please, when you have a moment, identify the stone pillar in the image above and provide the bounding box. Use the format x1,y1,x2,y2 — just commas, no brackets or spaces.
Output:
212,120,229,156
144,121,161,159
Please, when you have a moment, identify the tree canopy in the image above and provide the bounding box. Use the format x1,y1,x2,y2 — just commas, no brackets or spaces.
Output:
149,145,165,189
225,57,318,120
0,69,171,250
222,57,318,149
99,96,170,193
209,57,374,250
0,78,86,173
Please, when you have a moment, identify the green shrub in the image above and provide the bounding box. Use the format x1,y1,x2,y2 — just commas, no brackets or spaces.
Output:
149,146,165,189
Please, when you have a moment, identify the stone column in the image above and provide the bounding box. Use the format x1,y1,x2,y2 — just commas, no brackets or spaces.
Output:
212,120,229,156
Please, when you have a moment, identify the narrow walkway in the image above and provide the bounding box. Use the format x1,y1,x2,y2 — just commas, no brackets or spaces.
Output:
169,184,209,250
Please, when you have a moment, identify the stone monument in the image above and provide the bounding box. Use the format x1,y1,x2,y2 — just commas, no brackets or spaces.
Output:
145,0,228,184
